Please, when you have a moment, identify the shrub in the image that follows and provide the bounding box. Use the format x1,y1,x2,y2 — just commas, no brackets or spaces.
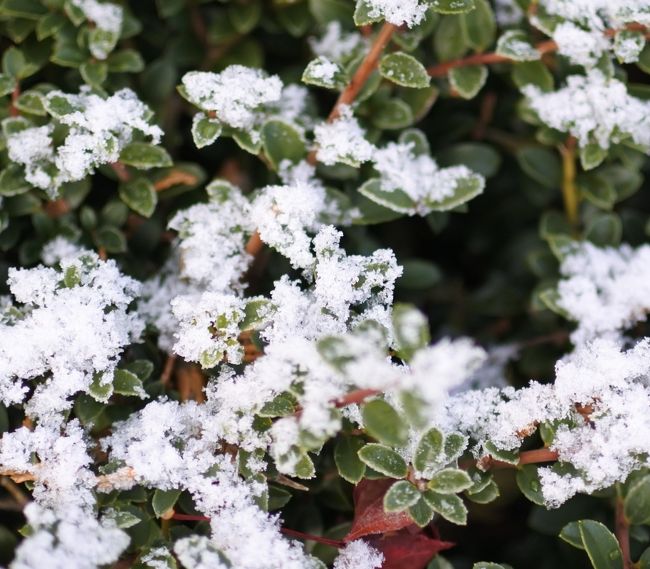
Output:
1,1,650,568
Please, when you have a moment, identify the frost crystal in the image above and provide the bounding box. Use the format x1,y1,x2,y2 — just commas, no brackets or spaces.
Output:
333,540,384,569
0,251,142,418
71,0,123,34
309,22,367,62
556,243,650,344
182,66,283,130
524,70,650,150
314,106,375,166
372,142,484,215
365,0,429,27
552,21,610,67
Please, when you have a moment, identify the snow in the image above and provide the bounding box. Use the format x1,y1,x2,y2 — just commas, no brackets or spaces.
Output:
314,106,375,167
71,0,123,34
365,0,429,27
333,540,384,569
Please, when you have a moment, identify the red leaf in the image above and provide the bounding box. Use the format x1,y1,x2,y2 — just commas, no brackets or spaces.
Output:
345,479,414,542
368,532,455,569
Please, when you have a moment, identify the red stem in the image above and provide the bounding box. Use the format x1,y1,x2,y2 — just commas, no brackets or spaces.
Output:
615,496,633,569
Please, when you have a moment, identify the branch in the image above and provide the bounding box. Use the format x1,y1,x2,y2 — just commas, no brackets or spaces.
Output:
615,494,633,569
109,162,131,183
559,136,579,227
427,40,557,77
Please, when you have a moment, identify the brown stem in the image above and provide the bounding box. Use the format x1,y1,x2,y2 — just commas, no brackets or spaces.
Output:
9,82,20,117
427,39,558,77
334,388,380,408
245,231,264,257
160,353,177,388
475,448,560,471
109,162,131,183
0,476,29,507
615,494,633,569
328,22,397,122
280,528,344,548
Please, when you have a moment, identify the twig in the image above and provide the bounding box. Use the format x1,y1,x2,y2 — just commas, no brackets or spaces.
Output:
0,476,29,507
160,353,177,388
427,40,558,77
615,493,633,569
9,82,20,117
559,136,579,227
109,162,131,183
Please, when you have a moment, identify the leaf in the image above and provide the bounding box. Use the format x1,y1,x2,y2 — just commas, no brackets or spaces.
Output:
427,172,484,211
625,476,650,525
465,479,499,504
366,532,454,569
585,213,622,247
358,444,408,479
107,510,142,529
427,469,473,494
191,113,222,149
107,49,145,73
119,143,173,170
580,143,608,171
516,465,545,505
89,372,113,402
379,52,430,89
484,441,519,465
559,522,584,550
398,260,442,291
302,56,347,90
512,61,553,91
113,369,146,398
152,489,181,518
516,147,561,189
362,399,409,447
258,392,296,418
95,226,127,253
639,547,650,569
430,0,475,14
335,436,366,484
423,491,468,525
495,30,540,61
0,73,15,96
449,65,488,99
345,479,414,541
578,174,616,210
460,0,495,52
80,61,107,88
614,30,645,64
119,177,157,218
436,142,501,178
414,428,444,472
358,178,416,214
370,99,414,130
392,303,430,361
353,0,383,25
473,564,507,569
383,481,421,513
408,496,434,527
578,520,623,569
0,164,30,197
261,119,306,170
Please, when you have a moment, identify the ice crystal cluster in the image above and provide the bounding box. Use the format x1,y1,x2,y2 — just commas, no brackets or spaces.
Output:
5,1,650,568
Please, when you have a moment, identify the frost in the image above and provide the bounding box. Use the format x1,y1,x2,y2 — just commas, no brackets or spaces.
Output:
524,70,650,150
0,251,142,418
494,0,524,26
41,237,83,266
553,22,609,67
71,0,123,34
556,243,650,344
372,142,484,215
309,22,367,62
181,66,283,130
6,88,162,197
365,0,429,27
314,106,375,167
333,540,384,569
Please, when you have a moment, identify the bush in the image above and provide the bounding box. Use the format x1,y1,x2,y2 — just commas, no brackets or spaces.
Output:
2,0,650,568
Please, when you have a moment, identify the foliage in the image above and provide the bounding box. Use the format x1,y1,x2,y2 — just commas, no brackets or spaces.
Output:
1,1,650,569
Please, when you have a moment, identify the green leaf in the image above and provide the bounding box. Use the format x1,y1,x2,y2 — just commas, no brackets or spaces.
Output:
357,444,408,478
108,510,142,529
258,392,296,418
241,298,272,330
495,30,539,61
428,469,473,494
3,47,38,79
0,73,15,96
434,16,468,61
414,428,444,472
107,49,145,73
14,91,45,116
44,92,78,117
398,260,442,290
80,61,107,88
465,479,499,504
639,547,650,569
125,360,154,381
334,436,366,484
302,57,347,90
578,173,616,210
580,143,608,171
113,369,146,397
370,98,414,130
362,399,409,447
119,178,157,218
358,178,416,214
95,226,127,253
228,0,261,34
261,119,306,170
614,30,645,64
379,52,430,88
423,490,467,525
625,476,650,525
559,522,584,550
383,480,421,512
88,27,120,60
436,143,501,178
36,11,67,40
191,113,222,149
516,147,561,189
152,489,181,518
392,303,430,361
430,0,475,14
578,520,623,569
353,0,383,25
585,213,622,247
516,465,544,505
484,441,519,465
449,65,488,99
0,0,47,19
119,143,172,170
512,61,553,91
0,164,30,197
460,0,495,52
427,172,484,211
293,452,316,479
408,496,435,527
89,372,113,401
473,564,507,569
73,394,104,424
